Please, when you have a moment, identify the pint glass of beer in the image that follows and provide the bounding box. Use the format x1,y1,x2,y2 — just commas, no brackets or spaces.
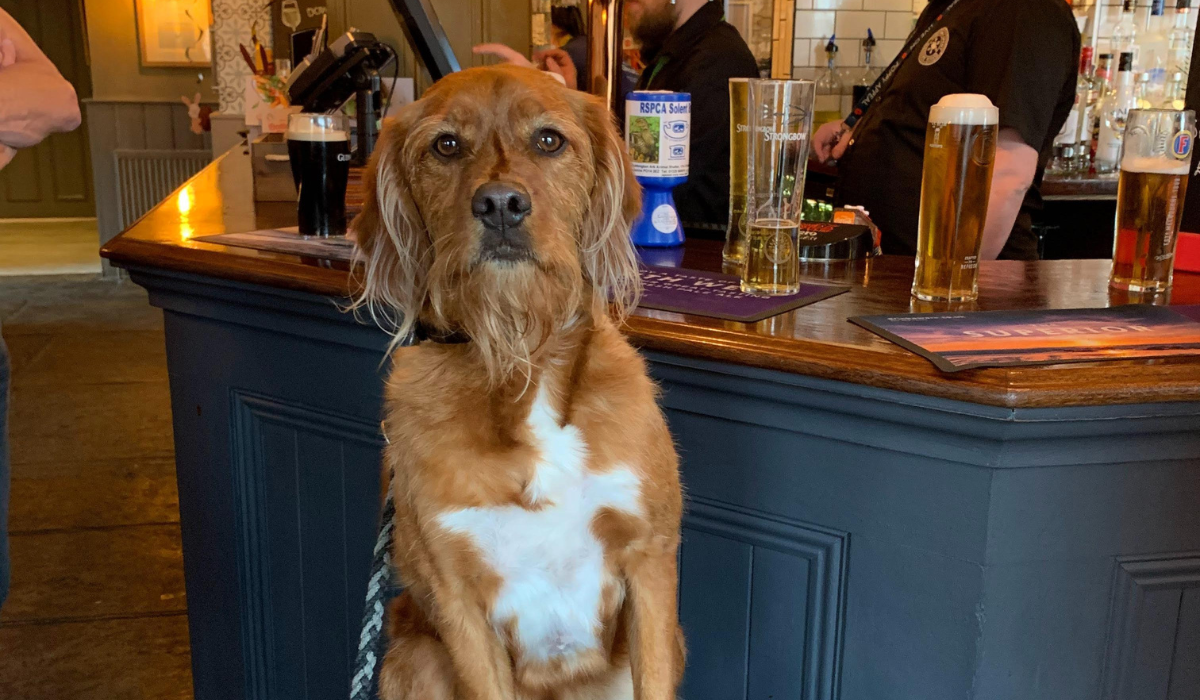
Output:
287,113,352,237
912,94,998,303
1110,109,1195,293
723,78,752,266
741,79,815,296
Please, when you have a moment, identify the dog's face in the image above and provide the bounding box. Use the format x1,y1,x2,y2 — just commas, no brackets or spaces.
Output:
353,65,641,381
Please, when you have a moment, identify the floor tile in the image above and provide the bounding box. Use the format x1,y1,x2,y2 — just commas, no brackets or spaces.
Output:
0,276,162,334
9,330,168,387
9,457,180,532
0,332,53,374
0,219,102,277
9,380,175,465
1,524,186,624
0,613,193,700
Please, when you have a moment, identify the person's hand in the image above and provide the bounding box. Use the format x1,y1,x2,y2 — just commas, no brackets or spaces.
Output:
472,43,533,68
0,38,15,68
0,144,16,170
534,48,577,90
813,119,849,164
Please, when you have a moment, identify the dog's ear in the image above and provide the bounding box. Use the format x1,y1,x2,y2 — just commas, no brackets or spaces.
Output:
579,95,642,322
350,102,429,345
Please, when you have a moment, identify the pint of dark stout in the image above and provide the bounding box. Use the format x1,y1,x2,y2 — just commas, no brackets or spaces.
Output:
1111,109,1195,294
912,94,998,303
287,113,351,237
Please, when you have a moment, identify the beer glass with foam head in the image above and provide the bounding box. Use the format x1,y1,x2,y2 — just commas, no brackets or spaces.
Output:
723,78,752,266
741,79,815,296
1111,109,1196,293
912,94,998,303
287,113,351,237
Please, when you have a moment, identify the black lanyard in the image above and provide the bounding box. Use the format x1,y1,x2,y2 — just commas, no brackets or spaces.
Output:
843,0,965,128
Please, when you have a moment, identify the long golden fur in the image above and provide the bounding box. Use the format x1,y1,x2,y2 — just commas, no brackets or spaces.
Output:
351,65,684,700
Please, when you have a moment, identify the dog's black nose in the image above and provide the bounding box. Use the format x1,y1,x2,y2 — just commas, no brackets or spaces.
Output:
471,181,532,230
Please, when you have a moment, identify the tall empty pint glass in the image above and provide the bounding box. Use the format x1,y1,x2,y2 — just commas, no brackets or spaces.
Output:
911,94,998,303
723,77,752,265
1111,108,1195,293
741,79,815,296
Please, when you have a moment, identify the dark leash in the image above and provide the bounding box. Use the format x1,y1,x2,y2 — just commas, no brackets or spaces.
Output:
351,328,468,699
350,465,398,700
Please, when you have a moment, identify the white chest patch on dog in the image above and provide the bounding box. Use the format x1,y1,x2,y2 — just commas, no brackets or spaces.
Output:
436,387,642,661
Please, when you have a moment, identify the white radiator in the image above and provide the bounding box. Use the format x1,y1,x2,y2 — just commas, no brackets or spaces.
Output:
112,149,211,230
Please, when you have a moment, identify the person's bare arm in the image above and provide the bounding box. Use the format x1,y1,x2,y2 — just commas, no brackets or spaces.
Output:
0,8,81,150
980,127,1038,261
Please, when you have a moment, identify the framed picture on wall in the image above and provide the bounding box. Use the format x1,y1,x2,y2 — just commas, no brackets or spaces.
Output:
135,0,213,67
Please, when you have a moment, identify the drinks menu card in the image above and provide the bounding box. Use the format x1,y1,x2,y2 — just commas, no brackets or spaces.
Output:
638,265,847,322
851,305,1200,372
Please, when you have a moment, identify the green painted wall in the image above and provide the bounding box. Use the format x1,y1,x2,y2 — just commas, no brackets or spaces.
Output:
83,0,217,102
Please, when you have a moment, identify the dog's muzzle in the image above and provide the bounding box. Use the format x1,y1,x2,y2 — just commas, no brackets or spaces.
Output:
472,181,534,263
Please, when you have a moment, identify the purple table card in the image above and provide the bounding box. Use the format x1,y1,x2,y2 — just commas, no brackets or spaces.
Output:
637,265,848,322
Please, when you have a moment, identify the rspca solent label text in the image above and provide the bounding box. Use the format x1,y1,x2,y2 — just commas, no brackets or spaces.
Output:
635,102,691,115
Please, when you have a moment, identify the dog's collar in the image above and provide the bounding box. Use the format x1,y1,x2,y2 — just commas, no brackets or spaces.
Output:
414,323,471,345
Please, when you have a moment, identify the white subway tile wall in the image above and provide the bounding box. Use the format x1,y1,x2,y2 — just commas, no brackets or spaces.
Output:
792,5,913,68
835,10,889,39
863,0,913,11
791,0,1199,73
884,11,914,39
794,10,838,41
814,0,863,10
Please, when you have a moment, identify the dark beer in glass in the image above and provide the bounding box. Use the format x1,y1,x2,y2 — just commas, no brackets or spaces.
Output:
287,113,351,237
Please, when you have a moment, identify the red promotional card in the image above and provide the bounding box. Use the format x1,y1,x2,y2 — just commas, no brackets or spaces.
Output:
851,305,1200,372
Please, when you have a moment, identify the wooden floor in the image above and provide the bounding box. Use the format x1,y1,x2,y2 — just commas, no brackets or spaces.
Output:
0,275,192,699
0,220,102,276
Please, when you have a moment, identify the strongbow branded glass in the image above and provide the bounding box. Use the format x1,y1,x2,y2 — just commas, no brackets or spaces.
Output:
912,93,998,303
1111,108,1195,293
723,78,752,266
287,112,351,237
741,79,815,296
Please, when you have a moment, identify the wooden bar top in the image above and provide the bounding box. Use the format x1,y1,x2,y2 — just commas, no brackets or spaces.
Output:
102,147,1200,409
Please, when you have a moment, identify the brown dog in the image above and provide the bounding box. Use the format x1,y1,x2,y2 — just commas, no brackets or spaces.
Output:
352,65,684,700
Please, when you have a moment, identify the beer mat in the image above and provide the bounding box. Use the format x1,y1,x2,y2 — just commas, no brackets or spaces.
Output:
637,265,847,322
195,228,355,261
850,305,1200,373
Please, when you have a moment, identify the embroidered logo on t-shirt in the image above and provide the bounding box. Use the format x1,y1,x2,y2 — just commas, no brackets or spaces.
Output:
919,27,950,66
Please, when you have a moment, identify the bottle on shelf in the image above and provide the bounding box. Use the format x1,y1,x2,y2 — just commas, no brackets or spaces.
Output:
1087,53,1115,171
1169,0,1194,78
1112,0,1140,66
852,30,882,105
814,35,845,132
1140,0,1170,101
1096,52,1115,87
1095,51,1138,175
1134,71,1155,108
1074,47,1100,173
1050,48,1095,176
1162,70,1187,108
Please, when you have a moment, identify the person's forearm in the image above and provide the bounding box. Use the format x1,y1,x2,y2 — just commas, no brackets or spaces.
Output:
0,65,80,148
980,130,1038,260
980,173,1026,260
0,8,81,149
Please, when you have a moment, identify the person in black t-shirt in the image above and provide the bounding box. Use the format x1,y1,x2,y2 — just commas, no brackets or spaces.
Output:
494,0,759,230
813,0,1080,261
627,0,759,229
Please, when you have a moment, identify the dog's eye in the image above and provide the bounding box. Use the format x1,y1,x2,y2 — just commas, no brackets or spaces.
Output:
533,128,566,155
432,134,460,158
